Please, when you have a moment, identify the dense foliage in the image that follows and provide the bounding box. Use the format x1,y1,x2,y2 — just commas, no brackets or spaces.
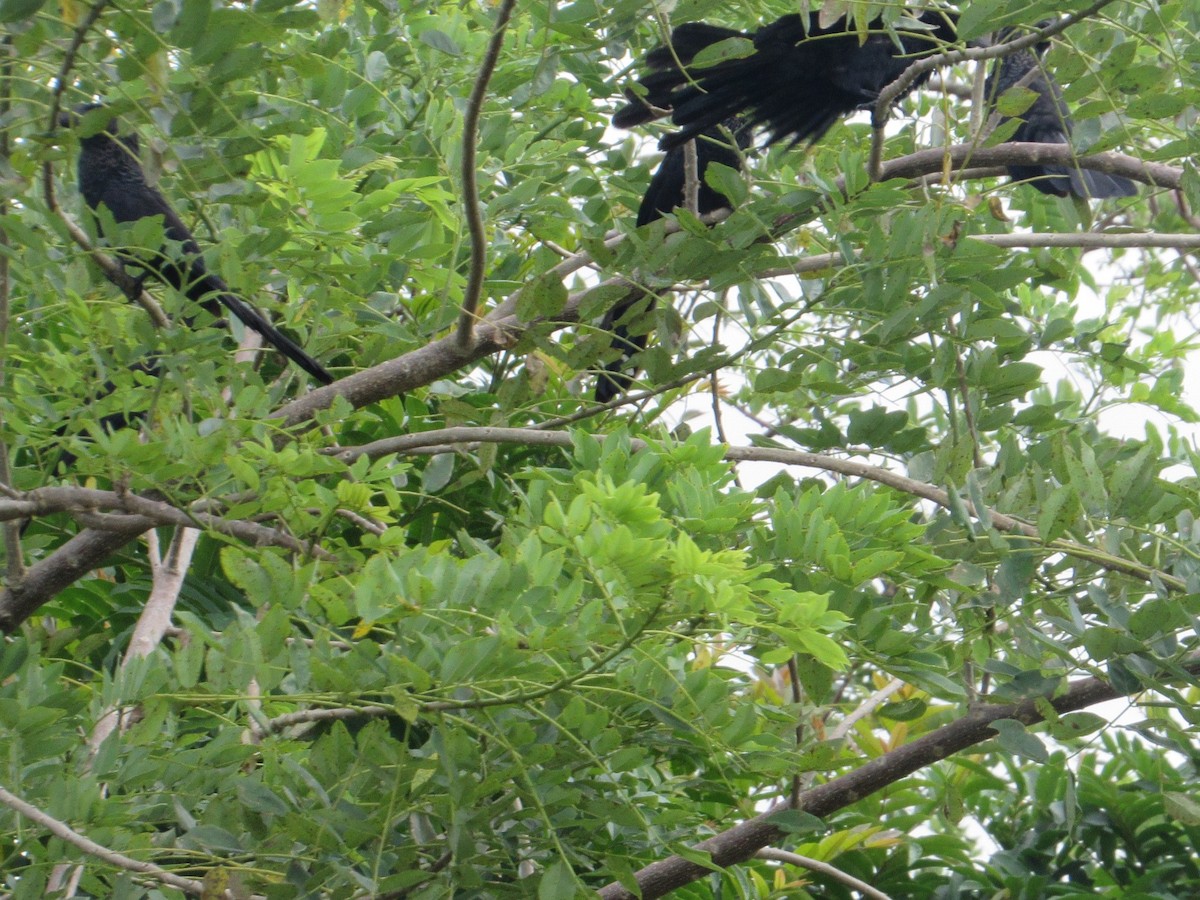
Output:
1,0,1199,896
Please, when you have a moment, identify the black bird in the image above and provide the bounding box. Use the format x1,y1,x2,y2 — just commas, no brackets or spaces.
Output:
60,106,334,384
594,121,749,403
613,9,959,151
986,31,1136,199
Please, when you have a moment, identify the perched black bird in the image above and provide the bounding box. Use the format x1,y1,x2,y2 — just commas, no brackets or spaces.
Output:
986,32,1136,199
613,9,959,150
60,106,334,384
594,121,749,403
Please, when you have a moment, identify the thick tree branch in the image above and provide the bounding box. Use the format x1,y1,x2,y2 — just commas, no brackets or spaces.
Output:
0,781,205,895
4,485,326,557
860,143,1173,197
597,653,1200,899
0,524,148,633
0,489,326,632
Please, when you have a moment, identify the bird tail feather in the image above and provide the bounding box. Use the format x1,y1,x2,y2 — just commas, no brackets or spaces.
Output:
613,23,747,129
214,291,334,384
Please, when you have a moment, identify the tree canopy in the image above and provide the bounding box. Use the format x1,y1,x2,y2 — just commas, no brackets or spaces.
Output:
1,0,1199,897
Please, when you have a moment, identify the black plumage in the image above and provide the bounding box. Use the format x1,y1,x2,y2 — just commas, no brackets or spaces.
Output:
986,34,1136,199
595,121,748,403
61,106,333,384
613,10,959,150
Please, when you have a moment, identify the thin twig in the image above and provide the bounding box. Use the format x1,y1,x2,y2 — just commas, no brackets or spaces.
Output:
869,4,1119,181
786,655,803,808
260,705,394,737
826,678,904,742
455,0,518,348
46,0,109,128
756,847,894,900
968,57,988,136
970,232,1200,249
0,34,22,582
947,320,983,468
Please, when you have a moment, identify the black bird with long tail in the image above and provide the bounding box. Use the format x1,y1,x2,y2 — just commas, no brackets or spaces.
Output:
60,105,333,384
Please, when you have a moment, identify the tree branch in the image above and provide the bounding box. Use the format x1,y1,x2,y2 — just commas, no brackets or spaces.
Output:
455,0,518,348
756,847,894,900
5,485,326,558
0,524,148,633
597,653,1200,898
969,232,1200,250
88,527,200,755
257,705,394,738
0,781,205,895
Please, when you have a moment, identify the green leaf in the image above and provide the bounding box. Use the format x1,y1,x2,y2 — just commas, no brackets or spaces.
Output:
985,362,1044,404
1182,163,1200,219
847,405,908,445
990,719,1048,763
690,37,755,68
421,453,455,492
1126,93,1187,119
237,780,290,817
879,698,927,722
795,741,846,772
1045,713,1105,742
516,272,568,319
704,162,747,209
180,825,245,853
995,86,1039,118
0,0,41,21
1039,484,1080,543
769,809,827,835
171,0,212,47
419,29,462,56
538,860,576,898
1164,792,1200,826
